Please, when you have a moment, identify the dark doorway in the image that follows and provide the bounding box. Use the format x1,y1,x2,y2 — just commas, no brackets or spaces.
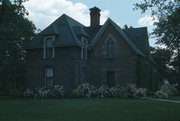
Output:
107,71,115,87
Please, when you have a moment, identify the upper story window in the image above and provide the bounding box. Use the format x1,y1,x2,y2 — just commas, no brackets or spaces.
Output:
81,37,88,60
106,39,115,59
45,67,53,88
44,36,55,58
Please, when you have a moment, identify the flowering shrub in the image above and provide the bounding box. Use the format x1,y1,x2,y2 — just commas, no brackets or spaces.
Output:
71,83,96,98
134,88,147,97
154,85,177,99
38,85,64,98
155,90,168,99
71,83,147,98
23,88,34,98
23,85,64,98
97,85,110,98
125,84,147,98
125,84,137,97
160,85,177,96
115,87,127,97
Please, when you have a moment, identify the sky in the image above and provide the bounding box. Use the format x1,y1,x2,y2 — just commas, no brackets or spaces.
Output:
23,0,159,46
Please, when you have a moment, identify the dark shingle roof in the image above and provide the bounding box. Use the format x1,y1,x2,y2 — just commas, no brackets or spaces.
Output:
24,14,85,49
123,27,150,56
24,14,150,58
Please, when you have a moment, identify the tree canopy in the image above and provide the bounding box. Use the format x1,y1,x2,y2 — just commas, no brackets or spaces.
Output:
134,0,180,92
0,0,36,96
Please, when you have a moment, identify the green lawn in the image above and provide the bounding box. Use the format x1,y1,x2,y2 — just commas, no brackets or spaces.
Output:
169,96,180,101
0,98,180,121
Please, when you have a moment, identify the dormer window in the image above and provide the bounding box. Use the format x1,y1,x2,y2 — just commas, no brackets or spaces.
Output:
44,36,55,58
81,37,88,60
106,39,115,59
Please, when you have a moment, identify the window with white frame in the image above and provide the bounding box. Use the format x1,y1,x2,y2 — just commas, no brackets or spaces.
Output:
81,37,88,59
45,67,53,88
44,36,55,58
106,39,115,58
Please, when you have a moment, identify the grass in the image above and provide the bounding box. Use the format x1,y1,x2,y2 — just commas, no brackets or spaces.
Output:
0,98,180,121
169,96,180,101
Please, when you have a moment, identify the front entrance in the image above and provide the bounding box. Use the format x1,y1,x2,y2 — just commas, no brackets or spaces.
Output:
107,71,115,87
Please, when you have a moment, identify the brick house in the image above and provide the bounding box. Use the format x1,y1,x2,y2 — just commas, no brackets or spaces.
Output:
24,7,159,94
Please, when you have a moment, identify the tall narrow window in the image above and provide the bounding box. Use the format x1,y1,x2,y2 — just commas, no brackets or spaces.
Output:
45,67,53,88
106,39,115,58
81,37,88,59
44,36,54,58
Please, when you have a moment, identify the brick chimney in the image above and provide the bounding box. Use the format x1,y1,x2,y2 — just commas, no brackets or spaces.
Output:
89,7,101,27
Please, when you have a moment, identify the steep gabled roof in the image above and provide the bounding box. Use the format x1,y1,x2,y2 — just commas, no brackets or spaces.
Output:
24,14,85,49
123,27,150,56
24,14,151,58
90,18,144,56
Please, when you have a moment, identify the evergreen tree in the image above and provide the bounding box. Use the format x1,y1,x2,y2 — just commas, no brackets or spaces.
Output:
0,0,36,96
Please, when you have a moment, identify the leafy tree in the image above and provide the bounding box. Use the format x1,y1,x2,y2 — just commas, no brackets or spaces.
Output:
150,47,176,82
134,0,180,93
0,0,36,96
122,24,133,29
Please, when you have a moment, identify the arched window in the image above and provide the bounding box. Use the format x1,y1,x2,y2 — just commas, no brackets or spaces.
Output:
43,36,55,58
106,39,115,58
81,37,88,60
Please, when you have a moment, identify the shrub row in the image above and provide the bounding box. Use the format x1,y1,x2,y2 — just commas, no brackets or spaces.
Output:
71,83,147,98
23,83,147,99
23,83,178,99
23,85,64,98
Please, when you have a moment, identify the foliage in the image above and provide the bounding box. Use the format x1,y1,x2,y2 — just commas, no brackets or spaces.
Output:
71,83,96,98
150,47,173,79
125,84,137,97
23,88,34,98
134,88,147,97
137,57,160,91
126,84,147,98
155,85,177,99
155,90,169,99
9,88,21,98
134,0,180,93
37,85,64,98
122,24,133,29
0,0,36,96
71,83,147,98
23,85,64,98
97,85,111,97
160,85,177,96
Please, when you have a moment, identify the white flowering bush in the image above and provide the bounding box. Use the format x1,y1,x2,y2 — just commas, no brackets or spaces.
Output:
125,84,147,98
155,90,169,99
109,87,118,97
134,88,147,97
154,85,177,99
125,84,137,97
97,85,110,98
23,85,64,98
160,85,177,96
23,88,34,98
115,86,128,97
71,83,96,98
37,85,64,98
